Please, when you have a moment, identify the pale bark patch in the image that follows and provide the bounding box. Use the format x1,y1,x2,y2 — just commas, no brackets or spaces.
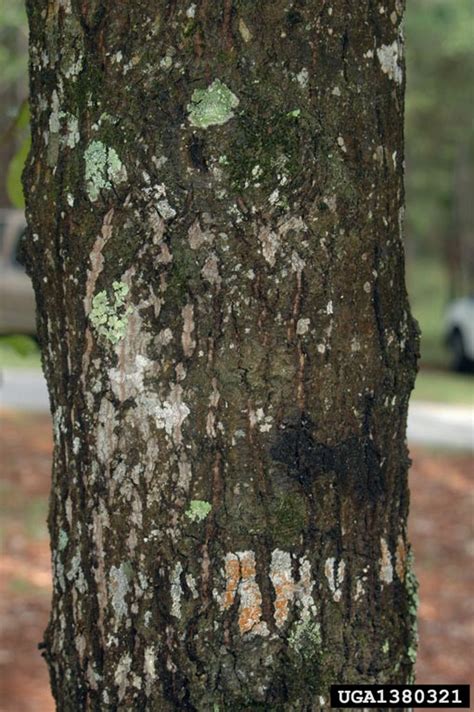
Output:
380,537,394,584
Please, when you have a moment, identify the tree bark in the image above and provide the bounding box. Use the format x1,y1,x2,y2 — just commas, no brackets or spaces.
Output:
24,1,419,709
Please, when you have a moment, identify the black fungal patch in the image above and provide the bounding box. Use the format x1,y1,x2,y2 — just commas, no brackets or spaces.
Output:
188,135,208,172
270,415,385,500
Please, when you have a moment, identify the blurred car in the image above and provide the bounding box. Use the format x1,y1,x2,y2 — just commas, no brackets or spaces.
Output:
0,209,36,334
445,296,474,373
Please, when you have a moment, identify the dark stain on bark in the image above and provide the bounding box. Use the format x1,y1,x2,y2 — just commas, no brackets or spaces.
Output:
188,135,209,172
270,413,385,501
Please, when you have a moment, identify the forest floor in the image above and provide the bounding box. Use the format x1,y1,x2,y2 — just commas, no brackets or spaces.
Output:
0,410,472,712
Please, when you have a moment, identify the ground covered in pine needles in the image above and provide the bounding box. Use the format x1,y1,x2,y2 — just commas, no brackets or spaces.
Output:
0,410,472,712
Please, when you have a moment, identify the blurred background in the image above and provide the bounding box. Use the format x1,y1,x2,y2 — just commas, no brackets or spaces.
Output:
0,1,473,710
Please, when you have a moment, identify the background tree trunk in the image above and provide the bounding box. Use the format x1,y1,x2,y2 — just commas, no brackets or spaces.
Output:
24,0,419,709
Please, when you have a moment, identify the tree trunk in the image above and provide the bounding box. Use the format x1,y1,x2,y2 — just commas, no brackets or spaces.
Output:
24,1,419,709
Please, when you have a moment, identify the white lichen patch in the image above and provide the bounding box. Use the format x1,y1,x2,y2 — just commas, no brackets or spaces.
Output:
144,646,156,696
114,653,132,702
84,140,127,201
109,354,152,401
324,557,345,602
377,41,403,84
238,18,252,43
296,67,309,89
187,79,239,129
153,384,190,444
380,537,394,584
296,318,310,335
67,552,88,594
186,574,199,599
337,135,347,153
270,549,295,628
296,556,316,620
170,561,183,618
291,251,306,273
89,281,132,345
354,578,365,602
185,499,212,523
109,564,130,622
64,114,80,148
143,182,176,221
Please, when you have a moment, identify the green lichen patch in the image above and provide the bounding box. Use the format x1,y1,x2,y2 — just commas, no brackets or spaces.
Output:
288,620,321,659
84,140,127,201
89,281,132,345
187,79,239,129
185,500,212,522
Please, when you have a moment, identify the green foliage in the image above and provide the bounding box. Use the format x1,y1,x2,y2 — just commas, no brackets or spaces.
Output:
405,0,474,257
0,3,28,86
406,256,450,367
0,334,38,358
7,133,30,209
5,101,30,208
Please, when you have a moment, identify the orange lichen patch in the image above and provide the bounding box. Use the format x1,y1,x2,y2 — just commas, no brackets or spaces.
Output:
395,535,407,582
237,551,265,634
270,549,295,628
221,551,268,635
223,554,240,610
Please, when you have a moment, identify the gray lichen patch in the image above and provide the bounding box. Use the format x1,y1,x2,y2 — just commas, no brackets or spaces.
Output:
185,500,212,523
84,140,127,201
89,281,132,345
187,79,239,129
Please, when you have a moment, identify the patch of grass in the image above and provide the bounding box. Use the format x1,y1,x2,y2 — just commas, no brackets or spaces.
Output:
406,256,451,369
413,369,474,405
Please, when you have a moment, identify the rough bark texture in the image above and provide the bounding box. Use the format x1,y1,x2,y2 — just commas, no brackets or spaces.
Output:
24,1,419,709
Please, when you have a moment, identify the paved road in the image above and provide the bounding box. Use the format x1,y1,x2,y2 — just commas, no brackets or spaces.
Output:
1,368,473,450
407,401,473,450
